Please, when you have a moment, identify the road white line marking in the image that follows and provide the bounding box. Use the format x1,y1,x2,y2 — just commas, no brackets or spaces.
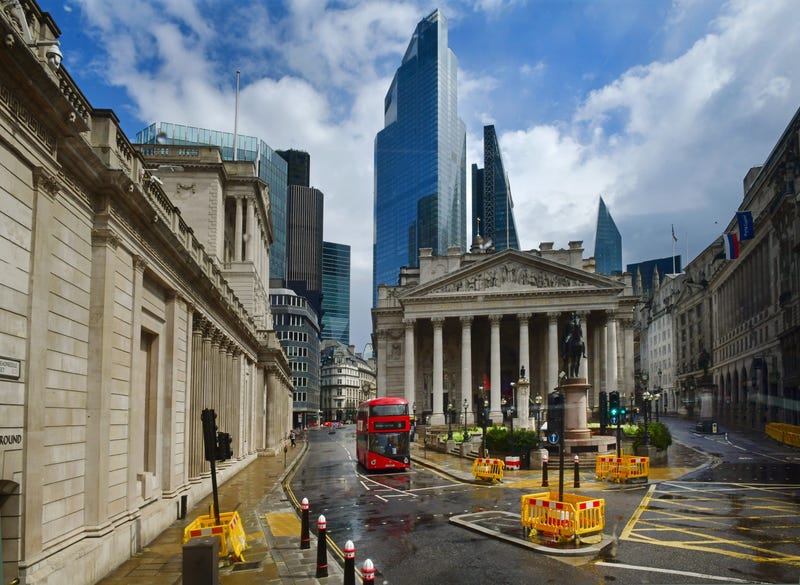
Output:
595,562,759,583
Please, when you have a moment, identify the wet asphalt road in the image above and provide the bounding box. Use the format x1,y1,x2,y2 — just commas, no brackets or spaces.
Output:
287,423,800,585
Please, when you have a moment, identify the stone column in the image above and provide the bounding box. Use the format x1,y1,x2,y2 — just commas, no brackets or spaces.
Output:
547,312,560,392
460,316,474,425
127,255,146,505
162,291,183,493
578,311,589,380
234,196,243,262
246,198,255,261
189,315,205,480
430,317,445,425
606,312,618,393
85,224,119,531
489,314,502,423
404,319,415,407
518,313,531,382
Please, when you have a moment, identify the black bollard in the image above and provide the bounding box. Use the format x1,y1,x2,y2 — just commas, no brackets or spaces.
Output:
573,454,581,488
362,559,376,584
315,515,328,578
343,540,356,585
300,498,310,549
542,454,549,487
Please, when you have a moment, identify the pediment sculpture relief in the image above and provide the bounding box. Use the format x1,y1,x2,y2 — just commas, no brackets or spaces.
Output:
431,262,585,293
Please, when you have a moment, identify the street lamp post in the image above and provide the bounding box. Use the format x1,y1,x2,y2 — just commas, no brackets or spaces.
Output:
481,398,489,457
462,398,468,441
447,401,454,440
642,391,652,445
533,394,543,443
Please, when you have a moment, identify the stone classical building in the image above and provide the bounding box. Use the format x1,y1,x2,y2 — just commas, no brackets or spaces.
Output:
372,242,638,430
692,108,799,428
635,106,799,429
0,3,292,584
320,340,377,423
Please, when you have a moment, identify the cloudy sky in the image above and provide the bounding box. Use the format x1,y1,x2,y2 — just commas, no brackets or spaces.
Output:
44,0,800,352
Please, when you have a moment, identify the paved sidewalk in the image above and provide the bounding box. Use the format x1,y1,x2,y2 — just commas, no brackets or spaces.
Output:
95,435,711,585
96,441,343,585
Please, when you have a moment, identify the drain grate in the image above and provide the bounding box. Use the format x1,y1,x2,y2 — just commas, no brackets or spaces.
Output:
231,561,262,572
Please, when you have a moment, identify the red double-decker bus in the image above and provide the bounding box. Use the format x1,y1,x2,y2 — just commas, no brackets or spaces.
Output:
356,397,411,471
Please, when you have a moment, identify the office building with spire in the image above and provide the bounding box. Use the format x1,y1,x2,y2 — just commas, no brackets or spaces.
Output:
593,196,622,275
373,9,467,305
472,125,519,252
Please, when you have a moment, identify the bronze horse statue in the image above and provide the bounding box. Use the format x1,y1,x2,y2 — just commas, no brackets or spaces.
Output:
562,314,586,378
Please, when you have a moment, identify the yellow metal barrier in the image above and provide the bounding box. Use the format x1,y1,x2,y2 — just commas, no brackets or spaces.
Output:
520,491,604,543
183,509,248,561
595,454,649,483
471,457,505,483
766,423,800,448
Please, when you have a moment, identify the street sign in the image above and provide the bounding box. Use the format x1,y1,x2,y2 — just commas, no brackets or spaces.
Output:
548,432,559,445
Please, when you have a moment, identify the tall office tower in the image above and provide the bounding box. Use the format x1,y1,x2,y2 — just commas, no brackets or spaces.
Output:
373,9,467,305
136,122,288,284
278,149,310,188
286,185,324,316
321,241,351,345
471,125,519,251
594,196,623,275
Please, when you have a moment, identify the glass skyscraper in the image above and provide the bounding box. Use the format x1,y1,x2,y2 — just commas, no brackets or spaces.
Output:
373,9,467,305
472,125,519,251
136,122,288,283
321,241,351,345
594,196,623,275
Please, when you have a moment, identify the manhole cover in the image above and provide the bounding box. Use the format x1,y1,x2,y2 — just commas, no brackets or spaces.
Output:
231,561,262,572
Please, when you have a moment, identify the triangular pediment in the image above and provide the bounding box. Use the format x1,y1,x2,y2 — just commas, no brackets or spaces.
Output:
399,249,623,299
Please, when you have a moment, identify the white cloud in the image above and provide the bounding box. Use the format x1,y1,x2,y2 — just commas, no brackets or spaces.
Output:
65,0,800,350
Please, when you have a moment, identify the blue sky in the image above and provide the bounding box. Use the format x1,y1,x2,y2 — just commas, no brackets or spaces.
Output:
42,0,800,352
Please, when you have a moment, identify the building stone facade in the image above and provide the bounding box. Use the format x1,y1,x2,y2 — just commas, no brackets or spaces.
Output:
320,340,377,423
372,243,638,429
636,106,799,429
0,2,292,584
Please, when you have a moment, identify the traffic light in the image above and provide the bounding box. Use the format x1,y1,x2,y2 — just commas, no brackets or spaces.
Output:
609,391,620,425
201,408,218,462
547,390,564,437
216,432,233,461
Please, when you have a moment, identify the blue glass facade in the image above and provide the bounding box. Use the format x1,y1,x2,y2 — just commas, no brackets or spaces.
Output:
321,241,351,345
136,122,288,283
594,196,622,275
373,9,466,305
472,125,519,251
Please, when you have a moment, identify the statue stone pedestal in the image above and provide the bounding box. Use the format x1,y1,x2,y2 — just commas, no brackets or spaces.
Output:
563,378,592,440
561,377,617,456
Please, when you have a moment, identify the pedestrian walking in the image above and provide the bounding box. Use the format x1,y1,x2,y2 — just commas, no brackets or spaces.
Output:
290,430,296,447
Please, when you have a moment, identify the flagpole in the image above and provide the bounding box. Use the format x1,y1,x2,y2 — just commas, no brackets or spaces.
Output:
233,70,240,162
671,224,676,274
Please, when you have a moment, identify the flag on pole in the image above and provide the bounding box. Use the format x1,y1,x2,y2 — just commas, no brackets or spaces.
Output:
736,211,754,240
671,224,678,242
723,233,739,260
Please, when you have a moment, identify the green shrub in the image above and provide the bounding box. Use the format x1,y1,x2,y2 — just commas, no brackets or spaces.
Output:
632,421,673,451
485,426,539,453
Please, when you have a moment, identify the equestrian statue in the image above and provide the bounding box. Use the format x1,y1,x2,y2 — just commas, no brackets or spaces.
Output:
561,313,586,379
